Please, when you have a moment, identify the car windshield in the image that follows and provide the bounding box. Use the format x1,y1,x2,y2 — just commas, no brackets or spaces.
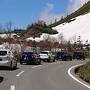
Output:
0,51,7,56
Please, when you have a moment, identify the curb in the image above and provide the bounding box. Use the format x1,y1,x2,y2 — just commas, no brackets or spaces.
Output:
68,64,90,89
75,65,90,84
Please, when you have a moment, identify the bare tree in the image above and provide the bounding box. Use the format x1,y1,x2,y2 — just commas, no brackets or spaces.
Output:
4,21,14,50
5,21,12,38
58,33,65,44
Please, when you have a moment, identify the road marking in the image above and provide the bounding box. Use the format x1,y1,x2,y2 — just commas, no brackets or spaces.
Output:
68,64,90,89
32,65,42,69
16,71,25,77
50,62,58,64
10,85,15,90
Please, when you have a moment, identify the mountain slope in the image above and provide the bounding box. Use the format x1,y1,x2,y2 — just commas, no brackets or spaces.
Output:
52,11,90,43
49,1,90,28
27,11,90,43
20,21,58,40
26,1,90,43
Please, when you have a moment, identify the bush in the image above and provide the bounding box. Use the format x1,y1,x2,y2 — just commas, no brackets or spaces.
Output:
43,28,58,34
77,63,90,83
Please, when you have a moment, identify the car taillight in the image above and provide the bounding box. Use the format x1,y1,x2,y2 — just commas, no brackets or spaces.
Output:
32,54,36,58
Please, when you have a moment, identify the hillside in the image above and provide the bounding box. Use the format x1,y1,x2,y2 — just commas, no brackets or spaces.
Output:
49,1,90,28
20,21,58,39
52,11,90,43
0,21,58,40
26,1,90,43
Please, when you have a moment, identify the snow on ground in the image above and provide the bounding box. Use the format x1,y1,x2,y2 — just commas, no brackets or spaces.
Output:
26,12,90,43
0,33,20,38
26,34,49,42
52,12,90,43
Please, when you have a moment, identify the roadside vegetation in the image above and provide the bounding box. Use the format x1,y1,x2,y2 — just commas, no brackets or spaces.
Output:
76,62,90,83
21,20,58,38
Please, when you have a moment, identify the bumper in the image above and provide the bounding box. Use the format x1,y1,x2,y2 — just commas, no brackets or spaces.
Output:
20,59,40,64
0,61,11,67
40,56,49,60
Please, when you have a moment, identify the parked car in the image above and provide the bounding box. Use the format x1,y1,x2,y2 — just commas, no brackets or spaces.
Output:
0,49,17,69
20,52,41,65
56,51,72,61
39,51,55,62
73,51,85,60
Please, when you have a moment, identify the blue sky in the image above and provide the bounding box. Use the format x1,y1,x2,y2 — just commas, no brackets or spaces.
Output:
0,0,87,29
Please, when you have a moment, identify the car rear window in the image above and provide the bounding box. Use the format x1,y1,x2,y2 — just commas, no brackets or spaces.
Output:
57,52,65,55
0,51,7,56
22,52,33,55
41,52,48,54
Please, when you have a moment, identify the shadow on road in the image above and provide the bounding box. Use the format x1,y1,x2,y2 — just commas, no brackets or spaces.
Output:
0,66,19,71
0,77,3,83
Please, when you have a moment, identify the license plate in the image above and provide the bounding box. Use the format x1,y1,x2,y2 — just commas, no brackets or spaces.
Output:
24,57,26,60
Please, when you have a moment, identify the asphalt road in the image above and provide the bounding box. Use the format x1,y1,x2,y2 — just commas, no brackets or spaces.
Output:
0,60,90,90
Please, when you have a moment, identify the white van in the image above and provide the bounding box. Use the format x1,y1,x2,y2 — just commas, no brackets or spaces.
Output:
0,49,17,69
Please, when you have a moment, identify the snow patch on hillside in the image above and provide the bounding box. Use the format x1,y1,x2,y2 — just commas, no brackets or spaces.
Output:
52,12,90,43
0,33,20,38
26,12,90,43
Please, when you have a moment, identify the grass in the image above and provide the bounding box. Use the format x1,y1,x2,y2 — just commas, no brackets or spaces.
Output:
85,52,90,59
77,62,90,83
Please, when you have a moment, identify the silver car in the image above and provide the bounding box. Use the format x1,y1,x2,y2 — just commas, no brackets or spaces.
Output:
0,49,17,69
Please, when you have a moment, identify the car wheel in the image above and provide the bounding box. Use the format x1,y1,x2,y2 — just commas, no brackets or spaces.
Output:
20,62,23,65
48,57,51,62
53,58,55,62
38,61,41,65
37,59,41,65
70,57,72,61
40,60,43,64
10,61,13,70
56,58,58,61
14,62,17,69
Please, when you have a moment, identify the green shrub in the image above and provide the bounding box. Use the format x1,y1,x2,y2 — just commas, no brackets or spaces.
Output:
78,65,90,81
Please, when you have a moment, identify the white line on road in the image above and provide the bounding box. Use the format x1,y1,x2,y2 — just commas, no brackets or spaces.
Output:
10,85,15,90
16,71,25,77
68,64,90,89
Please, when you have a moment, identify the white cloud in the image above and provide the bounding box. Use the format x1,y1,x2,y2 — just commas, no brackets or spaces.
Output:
68,0,89,13
39,3,63,25
39,0,89,24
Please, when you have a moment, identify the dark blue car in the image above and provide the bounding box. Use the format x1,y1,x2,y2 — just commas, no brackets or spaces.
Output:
20,52,41,65
56,52,65,60
56,51,72,61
